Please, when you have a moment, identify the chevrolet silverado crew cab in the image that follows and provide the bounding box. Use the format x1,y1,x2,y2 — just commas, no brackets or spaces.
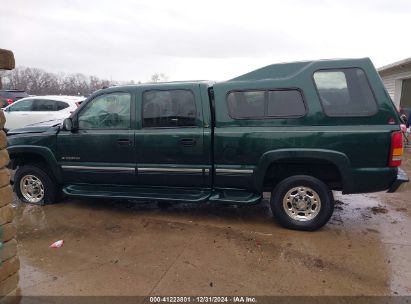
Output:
5,58,409,231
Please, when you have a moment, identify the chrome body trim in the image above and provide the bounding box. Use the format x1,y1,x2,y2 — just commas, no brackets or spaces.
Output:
215,168,254,174
62,165,210,174
61,165,135,172
138,167,203,173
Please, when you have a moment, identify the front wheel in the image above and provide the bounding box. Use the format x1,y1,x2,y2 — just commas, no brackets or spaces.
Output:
270,175,334,231
14,164,61,205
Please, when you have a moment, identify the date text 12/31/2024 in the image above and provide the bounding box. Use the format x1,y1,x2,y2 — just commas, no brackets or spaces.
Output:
149,297,257,303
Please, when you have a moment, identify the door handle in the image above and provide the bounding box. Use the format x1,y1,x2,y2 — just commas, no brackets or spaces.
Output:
117,139,132,146
179,138,196,147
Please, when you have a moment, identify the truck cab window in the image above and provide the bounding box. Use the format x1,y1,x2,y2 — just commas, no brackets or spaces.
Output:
142,89,196,128
78,92,131,129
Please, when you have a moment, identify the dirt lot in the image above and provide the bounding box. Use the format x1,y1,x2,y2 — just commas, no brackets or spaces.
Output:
12,150,411,298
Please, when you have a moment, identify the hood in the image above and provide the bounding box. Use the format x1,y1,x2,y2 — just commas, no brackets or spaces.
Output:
6,119,63,136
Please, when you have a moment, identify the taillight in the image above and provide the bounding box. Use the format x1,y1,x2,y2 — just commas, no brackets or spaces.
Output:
389,131,403,167
6,98,13,105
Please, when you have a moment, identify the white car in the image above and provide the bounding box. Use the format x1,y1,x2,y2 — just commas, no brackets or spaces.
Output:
3,95,85,130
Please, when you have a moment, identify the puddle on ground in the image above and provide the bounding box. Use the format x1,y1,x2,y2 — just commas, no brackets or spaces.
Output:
11,150,411,296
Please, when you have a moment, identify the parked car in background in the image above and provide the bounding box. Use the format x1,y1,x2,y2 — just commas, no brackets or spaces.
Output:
2,95,85,130
0,89,29,108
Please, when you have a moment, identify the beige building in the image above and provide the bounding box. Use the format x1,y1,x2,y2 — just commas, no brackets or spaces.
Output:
378,57,411,112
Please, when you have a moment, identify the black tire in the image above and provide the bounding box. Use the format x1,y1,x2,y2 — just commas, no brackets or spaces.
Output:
270,175,334,231
14,164,61,205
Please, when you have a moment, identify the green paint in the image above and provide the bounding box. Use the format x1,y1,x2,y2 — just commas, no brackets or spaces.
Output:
6,58,408,202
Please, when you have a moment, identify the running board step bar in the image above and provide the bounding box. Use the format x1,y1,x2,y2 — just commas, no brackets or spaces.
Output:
63,185,261,205
63,185,211,202
209,189,262,204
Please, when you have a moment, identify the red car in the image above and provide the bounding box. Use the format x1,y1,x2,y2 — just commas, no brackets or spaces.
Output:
0,89,29,108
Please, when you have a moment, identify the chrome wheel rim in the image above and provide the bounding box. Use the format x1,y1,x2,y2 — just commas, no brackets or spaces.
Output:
282,186,321,221
20,175,45,204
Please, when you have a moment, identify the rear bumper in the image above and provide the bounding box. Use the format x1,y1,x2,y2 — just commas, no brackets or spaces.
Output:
387,168,409,193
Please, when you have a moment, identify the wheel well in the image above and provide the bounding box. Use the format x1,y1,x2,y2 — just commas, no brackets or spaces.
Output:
10,153,49,170
262,158,342,191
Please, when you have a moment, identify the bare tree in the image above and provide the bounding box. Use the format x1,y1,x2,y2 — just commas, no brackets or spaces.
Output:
150,73,168,83
2,66,132,96
1,66,169,95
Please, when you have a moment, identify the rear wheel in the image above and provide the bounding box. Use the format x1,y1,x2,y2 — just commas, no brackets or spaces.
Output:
14,165,61,205
270,175,334,231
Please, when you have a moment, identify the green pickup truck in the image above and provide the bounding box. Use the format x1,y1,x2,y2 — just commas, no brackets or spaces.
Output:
6,58,408,231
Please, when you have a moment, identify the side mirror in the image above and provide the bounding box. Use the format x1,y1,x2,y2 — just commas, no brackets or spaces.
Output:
63,118,74,132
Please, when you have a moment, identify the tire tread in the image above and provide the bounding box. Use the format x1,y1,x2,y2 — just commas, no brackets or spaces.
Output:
270,175,334,231
14,164,60,204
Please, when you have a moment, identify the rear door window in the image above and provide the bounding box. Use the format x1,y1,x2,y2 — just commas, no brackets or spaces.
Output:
32,100,57,111
313,68,378,116
142,90,197,128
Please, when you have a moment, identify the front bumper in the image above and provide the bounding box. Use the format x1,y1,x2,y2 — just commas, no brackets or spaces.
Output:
387,168,409,193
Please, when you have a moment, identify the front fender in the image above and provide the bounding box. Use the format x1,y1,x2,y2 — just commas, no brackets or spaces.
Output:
7,145,62,183
254,149,352,192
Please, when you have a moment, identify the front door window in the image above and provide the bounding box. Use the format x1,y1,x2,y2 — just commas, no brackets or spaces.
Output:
78,92,131,129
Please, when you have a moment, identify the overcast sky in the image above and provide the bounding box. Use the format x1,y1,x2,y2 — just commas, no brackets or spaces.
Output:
1,0,410,82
